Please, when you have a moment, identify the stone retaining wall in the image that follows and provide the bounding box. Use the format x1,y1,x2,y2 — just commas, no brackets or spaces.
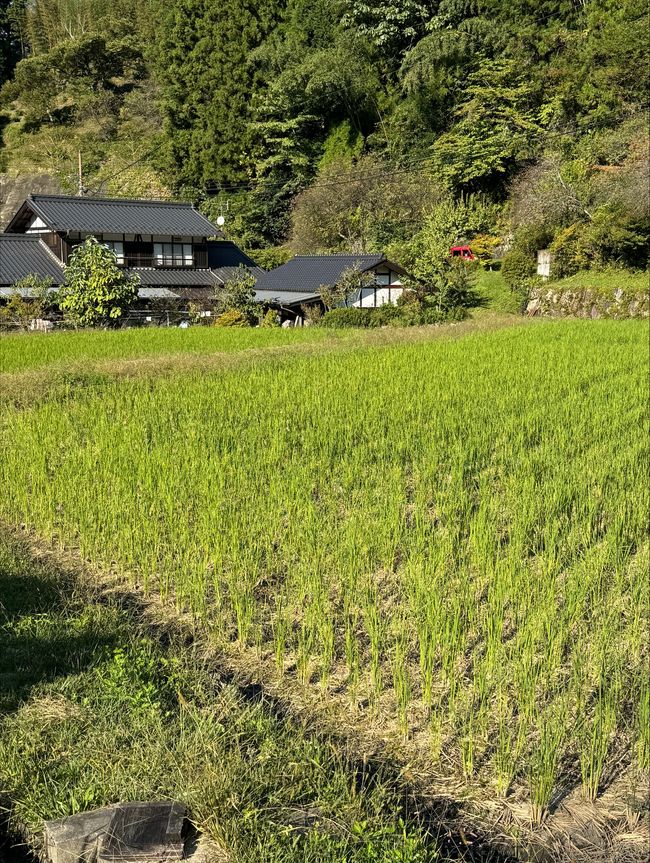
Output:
526,285,649,319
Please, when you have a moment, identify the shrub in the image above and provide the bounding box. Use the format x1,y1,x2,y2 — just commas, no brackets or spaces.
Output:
214,309,250,327
319,301,466,329
548,224,592,278
320,308,374,328
214,268,259,323
502,250,536,291
248,247,293,271
470,233,502,261
512,223,554,258
301,303,323,325
439,260,479,309
0,293,34,330
260,309,280,328
59,238,138,327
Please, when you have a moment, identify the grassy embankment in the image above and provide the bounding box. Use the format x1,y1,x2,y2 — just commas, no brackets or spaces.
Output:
543,268,649,295
1,318,648,858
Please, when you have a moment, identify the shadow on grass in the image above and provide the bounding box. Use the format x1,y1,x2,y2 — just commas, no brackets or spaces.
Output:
0,540,120,714
0,530,518,863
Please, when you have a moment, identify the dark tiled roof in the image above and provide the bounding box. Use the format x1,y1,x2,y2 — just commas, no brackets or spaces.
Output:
213,265,266,284
129,268,220,287
254,254,386,294
0,234,65,286
9,195,220,237
207,241,261,270
254,289,321,306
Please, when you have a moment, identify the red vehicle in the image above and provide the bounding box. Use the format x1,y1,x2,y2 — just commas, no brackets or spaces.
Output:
450,245,475,261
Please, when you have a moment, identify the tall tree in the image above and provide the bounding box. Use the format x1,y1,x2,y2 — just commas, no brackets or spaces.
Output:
153,0,283,190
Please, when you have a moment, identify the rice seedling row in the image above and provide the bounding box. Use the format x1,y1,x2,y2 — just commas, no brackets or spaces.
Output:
1,320,647,820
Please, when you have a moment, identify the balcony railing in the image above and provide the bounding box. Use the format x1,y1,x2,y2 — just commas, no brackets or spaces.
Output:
122,250,208,269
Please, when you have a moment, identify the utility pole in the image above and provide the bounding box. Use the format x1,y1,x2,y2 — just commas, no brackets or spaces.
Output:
77,151,84,196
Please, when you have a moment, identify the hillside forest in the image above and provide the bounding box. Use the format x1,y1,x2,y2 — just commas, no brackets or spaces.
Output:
0,0,648,277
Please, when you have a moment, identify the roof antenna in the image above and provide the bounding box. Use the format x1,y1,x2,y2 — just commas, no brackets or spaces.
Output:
77,151,84,197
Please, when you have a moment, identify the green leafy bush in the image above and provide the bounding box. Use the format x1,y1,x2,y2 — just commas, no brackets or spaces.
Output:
320,308,375,328
59,238,138,327
260,308,280,328
319,301,466,329
501,250,536,291
248,247,293,271
548,225,592,278
214,309,250,327
214,268,259,323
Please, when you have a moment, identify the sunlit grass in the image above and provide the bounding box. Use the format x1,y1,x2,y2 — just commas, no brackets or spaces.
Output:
1,319,647,821
0,325,345,373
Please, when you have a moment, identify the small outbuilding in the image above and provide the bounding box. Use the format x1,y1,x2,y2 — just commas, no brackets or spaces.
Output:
253,254,407,320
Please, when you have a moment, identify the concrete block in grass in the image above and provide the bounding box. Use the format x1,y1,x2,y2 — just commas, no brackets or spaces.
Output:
44,803,186,863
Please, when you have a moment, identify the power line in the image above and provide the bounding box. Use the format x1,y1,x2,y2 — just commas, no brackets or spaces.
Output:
86,146,162,197
90,117,623,206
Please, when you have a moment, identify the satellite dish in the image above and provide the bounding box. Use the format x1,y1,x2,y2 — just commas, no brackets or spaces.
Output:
216,215,226,227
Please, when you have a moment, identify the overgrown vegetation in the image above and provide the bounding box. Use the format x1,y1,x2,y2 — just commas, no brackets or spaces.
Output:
0,274,55,330
1,321,647,831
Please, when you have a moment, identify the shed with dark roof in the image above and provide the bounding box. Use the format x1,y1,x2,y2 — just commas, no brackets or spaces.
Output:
253,254,408,312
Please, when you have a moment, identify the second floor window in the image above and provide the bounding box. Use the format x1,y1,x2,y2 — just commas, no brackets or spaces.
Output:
104,241,125,264
154,243,193,267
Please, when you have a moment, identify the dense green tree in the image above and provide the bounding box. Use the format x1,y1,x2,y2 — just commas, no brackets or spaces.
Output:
0,0,647,267
0,1,23,84
59,238,139,327
153,0,283,189
432,59,542,192
3,34,144,126
342,1,435,64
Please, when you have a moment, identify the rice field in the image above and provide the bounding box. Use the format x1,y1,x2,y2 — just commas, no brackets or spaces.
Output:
0,325,344,373
1,319,648,823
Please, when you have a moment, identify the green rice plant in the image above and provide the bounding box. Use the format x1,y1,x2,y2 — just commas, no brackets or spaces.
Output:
460,712,475,780
391,626,412,735
272,598,289,675
579,653,621,801
636,680,650,774
0,319,647,809
297,620,315,685
344,608,360,687
0,325,343,373
363,595,385,706
493,705,526,797
318,610,336,688
529,704,567,824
